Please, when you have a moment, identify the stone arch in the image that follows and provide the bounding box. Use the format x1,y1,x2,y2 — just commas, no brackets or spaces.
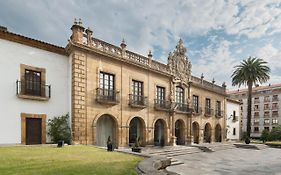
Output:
128,116,146,146
175,119,185,145
94,114,118,147
204,123,212,143
192,122,200,144
215,124,222,142
153,118,168,146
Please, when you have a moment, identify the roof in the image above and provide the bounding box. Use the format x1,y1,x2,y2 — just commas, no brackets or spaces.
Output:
0,26,66,55
227,83,281,94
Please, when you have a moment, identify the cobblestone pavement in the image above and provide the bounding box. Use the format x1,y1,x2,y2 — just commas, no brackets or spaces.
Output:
166,147,281,175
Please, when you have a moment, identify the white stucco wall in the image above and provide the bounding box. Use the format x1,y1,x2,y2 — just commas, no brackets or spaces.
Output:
0,39,70,144
226,101,240,140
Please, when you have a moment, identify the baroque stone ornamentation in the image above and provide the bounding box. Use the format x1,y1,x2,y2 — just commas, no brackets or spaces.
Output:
167,39,192,83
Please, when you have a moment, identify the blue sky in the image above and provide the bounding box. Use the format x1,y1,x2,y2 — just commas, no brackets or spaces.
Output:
1,0,281,89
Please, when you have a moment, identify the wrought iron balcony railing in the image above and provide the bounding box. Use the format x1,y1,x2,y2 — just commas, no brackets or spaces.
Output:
129,94,148,108
204,107,214,116
193,106,202,115
215,110,224,118
154,99,171,111
16,80,51,99
173,103,193,113
96,88,119,104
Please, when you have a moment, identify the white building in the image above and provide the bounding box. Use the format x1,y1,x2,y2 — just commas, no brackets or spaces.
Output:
226,98,241,141
0,26,70,144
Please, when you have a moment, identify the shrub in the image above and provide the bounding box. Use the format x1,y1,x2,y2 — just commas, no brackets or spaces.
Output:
48,114,71,144
260,129,271,143
270,125,281,141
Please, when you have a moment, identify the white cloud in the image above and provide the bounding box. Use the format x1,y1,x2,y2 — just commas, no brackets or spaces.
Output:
192,40,239,87
257,43,281,71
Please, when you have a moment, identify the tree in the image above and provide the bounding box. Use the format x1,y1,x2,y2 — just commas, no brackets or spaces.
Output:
270,125,281,141
260,129,271,143
48,114,71,144
232,57,270,143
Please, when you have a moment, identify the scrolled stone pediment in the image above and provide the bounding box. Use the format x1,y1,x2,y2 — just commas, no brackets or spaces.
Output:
167,39,192,83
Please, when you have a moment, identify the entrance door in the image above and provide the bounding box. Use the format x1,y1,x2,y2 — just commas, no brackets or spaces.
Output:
154,119,165,146
26,118,42,144
96,115,116,146
129,117,144,145
175,120,184,145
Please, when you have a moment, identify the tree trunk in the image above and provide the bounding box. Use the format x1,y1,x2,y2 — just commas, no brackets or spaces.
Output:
247,81,253,138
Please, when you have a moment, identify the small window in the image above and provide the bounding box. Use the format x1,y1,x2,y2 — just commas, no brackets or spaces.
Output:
272,119,278,124
233,128,236,135
264,127,269,131
254,127,259,132
233,111,236,121
264,119,270,124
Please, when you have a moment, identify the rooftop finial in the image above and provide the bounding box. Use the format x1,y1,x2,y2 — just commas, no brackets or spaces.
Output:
120,38,127,50
201,73,204,79
148,50,153,58
212,78,215,84
74,18,78,25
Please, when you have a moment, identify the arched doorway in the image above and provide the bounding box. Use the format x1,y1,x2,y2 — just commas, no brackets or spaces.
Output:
154,119,166,146
96,114,117,147
204,123,212,143
129,117,145,146
175,120,185,145
215,124,222,142
192,122,200,144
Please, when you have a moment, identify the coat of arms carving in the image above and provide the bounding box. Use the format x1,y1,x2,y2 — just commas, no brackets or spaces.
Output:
167,39,192,83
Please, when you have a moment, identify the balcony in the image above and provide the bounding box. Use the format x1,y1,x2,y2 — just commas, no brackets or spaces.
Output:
16,80,51,101
272,113,279,118
272,97,279,102
154,99,171,111
254,99,260,103
129,94,147,108
204,107,214,117
272,106,278,110
96,88,119,104
264,106,270,111
173,103,193,114
264,99,271,103
193,106,203,116
215,110,224,118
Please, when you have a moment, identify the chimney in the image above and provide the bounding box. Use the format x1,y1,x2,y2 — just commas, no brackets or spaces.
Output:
70,18,85,44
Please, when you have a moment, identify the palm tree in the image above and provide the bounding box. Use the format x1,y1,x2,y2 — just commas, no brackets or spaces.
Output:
232,57,270,143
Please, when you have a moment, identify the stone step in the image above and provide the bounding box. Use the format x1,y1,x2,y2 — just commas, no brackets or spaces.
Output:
169,158,184,166
148,147,200,155
234,143,269,150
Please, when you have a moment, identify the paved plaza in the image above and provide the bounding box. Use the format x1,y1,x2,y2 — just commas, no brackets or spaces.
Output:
166,146,281,175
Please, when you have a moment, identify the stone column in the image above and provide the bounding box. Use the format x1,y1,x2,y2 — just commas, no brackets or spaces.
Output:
170,112,177,146
71,51,87,145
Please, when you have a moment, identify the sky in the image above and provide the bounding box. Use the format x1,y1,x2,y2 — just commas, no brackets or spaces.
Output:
1,0,281,90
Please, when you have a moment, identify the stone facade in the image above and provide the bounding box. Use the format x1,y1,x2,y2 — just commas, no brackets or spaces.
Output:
66,20,227,147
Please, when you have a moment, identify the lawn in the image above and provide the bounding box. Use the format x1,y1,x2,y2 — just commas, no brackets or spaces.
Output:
0,145,143,175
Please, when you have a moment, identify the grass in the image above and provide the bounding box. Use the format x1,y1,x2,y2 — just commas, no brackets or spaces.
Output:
0,145,143,175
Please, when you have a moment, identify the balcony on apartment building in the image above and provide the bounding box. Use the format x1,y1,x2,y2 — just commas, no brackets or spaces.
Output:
174,103,193,114
129,94,148,108
272,96,279,102
215,110,224,118
154,99,171,111
16,80,51,100
272,112,279,118
204,107,214,117
254,98,260,103
96,88,120,104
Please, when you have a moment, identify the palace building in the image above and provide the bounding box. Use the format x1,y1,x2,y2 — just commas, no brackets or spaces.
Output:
0,20,227,146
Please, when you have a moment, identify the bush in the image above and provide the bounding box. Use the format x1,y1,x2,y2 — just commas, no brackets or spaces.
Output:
271,125,281,141
48,114,71,144
260,129,271,143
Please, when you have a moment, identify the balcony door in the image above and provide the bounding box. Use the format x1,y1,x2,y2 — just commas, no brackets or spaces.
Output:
99,72,115,100
132,80,143,105
25,69,41,96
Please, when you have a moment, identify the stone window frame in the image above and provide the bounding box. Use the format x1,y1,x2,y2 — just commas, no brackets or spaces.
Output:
18,64,48,101
21,113,46,144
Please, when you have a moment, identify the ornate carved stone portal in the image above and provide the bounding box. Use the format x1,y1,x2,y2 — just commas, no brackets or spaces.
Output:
168,39,192,83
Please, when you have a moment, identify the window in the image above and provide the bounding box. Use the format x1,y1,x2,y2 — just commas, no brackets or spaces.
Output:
233,128,236,135
264,119,270,125
254,112,259,117
205,98,211,114
264,127,269,131
175,86,184,104
264,96,270,102
272,103,278,110
254,97,259,103
233,111,236,121
156,86,165,103
216,101,221,116
254,105,259,110
254,127,259,132
272,119,278,124
264,111,270,117
25,69,41,96
272,111,278,117
254,118,259,124
99,72,115,96
272,95,279,101
132,80,143,97
264,104,269,110
193,95,199,113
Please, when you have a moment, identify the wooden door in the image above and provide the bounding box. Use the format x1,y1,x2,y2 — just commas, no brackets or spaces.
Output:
26,118,42,144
